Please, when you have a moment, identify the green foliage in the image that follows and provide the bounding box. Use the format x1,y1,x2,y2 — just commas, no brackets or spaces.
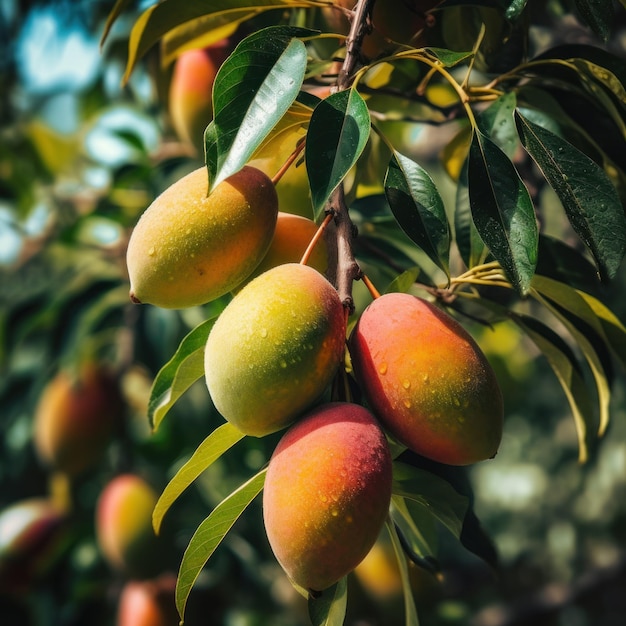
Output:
2,0,625,625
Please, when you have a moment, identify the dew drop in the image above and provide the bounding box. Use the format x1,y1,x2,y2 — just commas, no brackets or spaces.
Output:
402,379,411,389
148,247,155,256
331,509,339,517
280,359,287,368
259,328,268,338
185,228,191,235
378,363,388,375
453,397,461,407
422,373,429,383
403,399,412,408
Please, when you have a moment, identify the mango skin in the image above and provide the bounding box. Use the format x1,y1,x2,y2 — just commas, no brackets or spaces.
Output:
127,165,278,308
168,43,229,155
95,474,160,578
263,402,392,593
33,363,123,477
0,498,67,594
205,263,346,436
235,212,328,289
117,575,178,626
349,293,503,465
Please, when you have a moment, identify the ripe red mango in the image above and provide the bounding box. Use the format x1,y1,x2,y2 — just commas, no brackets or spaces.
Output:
168,42,230,154
0,498,67,594
263,402,392,593
116,575,179,626
349,293,503,465
33,363,123,477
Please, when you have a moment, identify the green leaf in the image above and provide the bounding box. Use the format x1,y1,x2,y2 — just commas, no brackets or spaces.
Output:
424,48,473,67
530,276,612,437
392,462,468,539
152,423,245,535
477,92,518,158
384,152,451,277
176,469,266,621
306,89,371,217
386,518,420,626
573,0,614,40
468,129,538,293
511,313,596,462
390,496,438,559
454,159,489,269
148,317,217,432
308,578,348,626
577,291,626,371
516,111,626,280
207,26,309,189
385,267,421,294
123,0,318,82
101,0,133,46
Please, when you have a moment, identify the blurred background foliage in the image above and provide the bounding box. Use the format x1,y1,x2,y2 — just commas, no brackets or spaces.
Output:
1,1,626,625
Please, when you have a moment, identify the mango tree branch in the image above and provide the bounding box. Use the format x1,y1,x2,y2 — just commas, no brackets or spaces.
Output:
325,0,376,312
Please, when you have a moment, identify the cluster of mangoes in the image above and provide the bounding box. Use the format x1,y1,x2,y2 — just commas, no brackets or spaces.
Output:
0,357,178,623
125,153,503,593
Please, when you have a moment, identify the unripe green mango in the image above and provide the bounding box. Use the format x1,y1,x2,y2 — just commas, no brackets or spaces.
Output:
95,474,161,578
127,165,278,309
263,402,392,592
33,363,124,477
205,263,346,436
0,498,67,594
349,293,503,465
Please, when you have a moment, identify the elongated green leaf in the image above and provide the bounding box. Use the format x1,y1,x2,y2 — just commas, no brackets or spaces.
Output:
148,317,217,431
477,92,518,158
101,0,133,46
468,129,538,293
574,0,613,41
390,495,438,559
385,152,451,277
152,423,245,535
424,48,473,67
392,463,468,539
123,0,318,81
530,284,611,437
454,159,489,269
176,469,266,620
577,291,626,370
516,111,626,280
161,11,253,66
308,578,348,626
511,313,596,462
207,27,309,189
306,89,371,217
386,518,420,626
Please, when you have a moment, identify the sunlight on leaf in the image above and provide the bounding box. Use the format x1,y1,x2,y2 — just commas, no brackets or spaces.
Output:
176,469,266,621
152,423,245,534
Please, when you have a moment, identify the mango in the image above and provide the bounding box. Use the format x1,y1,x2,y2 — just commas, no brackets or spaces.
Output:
95,474,161,578
117,575,178,626
235,212,328,289
349,293,503,465
127,165,278,308
263,402,392,593
33,363,124,477
205,263,346,436
0,498,67,594
168,42,230,155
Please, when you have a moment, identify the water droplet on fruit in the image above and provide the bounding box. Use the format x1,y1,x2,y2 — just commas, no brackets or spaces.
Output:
260,328,268,338
402,379,411,389
148,247,155,256
280,359,287,368
403,399,411,408
331,509,339,517
378,363,388,375
422,373,429,383
453,397,461,407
